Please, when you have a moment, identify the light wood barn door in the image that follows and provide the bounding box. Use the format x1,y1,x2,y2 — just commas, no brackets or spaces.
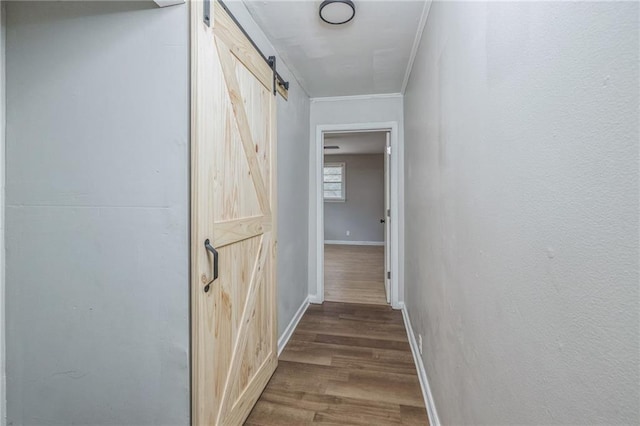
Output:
191,1,279,424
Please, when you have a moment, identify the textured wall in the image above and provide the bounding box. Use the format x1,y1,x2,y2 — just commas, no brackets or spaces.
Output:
324,154,385,243
0,3,5,423
404,2,639,424
275,87,311,336
5,2,190,424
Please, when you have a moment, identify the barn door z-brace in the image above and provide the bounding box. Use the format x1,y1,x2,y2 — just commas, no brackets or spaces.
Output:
203,0,290,100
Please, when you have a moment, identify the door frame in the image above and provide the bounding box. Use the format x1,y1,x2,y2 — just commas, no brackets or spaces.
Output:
384,131,391,304
312,121,401,309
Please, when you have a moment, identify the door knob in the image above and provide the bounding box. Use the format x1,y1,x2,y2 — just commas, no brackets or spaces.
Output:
380,219,385,223
204,239,219,292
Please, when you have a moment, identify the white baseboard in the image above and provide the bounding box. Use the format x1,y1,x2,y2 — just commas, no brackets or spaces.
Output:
324,240,384,246
277,296,309,356
400,302,441,426
308,294,323,304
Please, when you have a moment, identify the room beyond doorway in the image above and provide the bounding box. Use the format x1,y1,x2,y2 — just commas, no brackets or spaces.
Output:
325,245,387,305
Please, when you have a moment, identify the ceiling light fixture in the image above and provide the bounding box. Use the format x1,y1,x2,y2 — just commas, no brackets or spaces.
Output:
319,0,355,25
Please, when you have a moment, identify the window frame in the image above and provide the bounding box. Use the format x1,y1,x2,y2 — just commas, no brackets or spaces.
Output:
323,162,346,202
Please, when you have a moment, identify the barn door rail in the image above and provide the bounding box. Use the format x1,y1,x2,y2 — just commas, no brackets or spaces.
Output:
203,0,290,98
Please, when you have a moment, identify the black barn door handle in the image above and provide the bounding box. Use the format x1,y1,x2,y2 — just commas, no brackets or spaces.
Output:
204,239,218,292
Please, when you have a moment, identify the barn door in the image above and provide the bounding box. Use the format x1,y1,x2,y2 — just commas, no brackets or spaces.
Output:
191,1,281,424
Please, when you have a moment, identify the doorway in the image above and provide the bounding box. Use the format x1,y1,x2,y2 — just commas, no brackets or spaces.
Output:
313,122,401,309
322,131,390,305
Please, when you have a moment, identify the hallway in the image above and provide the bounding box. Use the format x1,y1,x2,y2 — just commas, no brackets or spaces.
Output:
1,1,637,424
324,245,387,305
246,302,428,425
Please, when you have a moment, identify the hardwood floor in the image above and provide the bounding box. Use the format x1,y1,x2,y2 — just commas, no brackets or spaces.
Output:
324,244,387,305
245,302,429,425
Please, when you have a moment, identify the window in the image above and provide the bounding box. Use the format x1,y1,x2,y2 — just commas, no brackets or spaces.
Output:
323,162,346,201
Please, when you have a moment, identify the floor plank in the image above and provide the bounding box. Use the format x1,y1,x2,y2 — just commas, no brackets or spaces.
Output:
246,302,429,425
324,244,387,305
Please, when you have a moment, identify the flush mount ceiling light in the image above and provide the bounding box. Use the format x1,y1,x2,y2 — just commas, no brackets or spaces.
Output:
319,0,355,25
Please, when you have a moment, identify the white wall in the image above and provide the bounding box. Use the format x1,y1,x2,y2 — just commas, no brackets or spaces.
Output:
6,2,190,424
309,95,404,301
404,2,639,424
0,2,4,424
324,154,385,243
224,1,311,337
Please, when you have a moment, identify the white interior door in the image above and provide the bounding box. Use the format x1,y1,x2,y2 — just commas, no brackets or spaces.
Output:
384,131,391,304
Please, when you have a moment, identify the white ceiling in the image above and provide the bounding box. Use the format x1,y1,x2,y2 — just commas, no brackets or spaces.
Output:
324,131,387,155
243,0,428,97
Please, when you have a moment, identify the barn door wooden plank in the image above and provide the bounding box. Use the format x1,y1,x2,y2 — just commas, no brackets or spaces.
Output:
216,234,270,423
215,37,272,217
212,1,273,92
190,1,219,423
213,216,270,249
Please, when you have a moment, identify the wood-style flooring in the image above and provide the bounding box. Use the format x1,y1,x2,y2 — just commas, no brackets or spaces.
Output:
324,244,387,305
246,302,429,425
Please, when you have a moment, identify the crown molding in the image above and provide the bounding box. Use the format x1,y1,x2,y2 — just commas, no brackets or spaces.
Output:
310,93,403,103
153,0,185,7
401,0,432,94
